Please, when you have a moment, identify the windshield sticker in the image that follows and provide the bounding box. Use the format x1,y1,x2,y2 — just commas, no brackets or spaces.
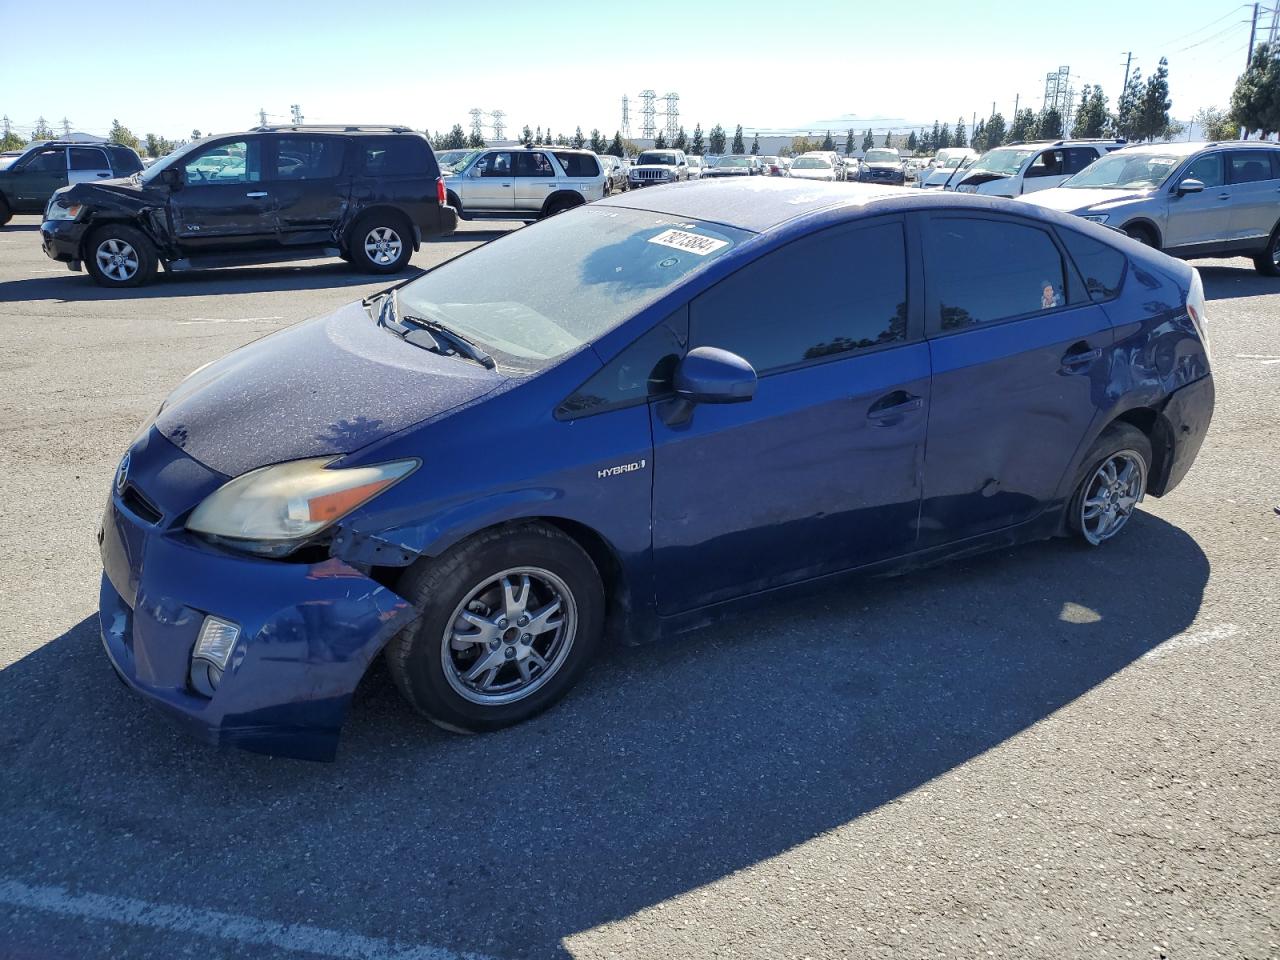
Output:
647,229,729,257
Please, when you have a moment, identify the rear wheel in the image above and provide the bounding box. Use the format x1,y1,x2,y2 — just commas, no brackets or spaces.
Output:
1252,227,1280,277
1067,423,1152,546
541,193,584,219
84,224,157,288
1123,224,1158,248
347,211,412,274
0,195,11,226
385,523,605,733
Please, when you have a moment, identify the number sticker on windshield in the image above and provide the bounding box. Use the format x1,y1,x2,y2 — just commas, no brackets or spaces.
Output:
647,229,729,256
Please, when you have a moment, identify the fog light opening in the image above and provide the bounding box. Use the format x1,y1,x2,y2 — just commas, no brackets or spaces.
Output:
189,615,240,697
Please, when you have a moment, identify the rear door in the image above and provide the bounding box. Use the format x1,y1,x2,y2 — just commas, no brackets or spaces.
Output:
168,137,275,252
11,146,68,209
1164,152,1231,250
269,134,349,247
651,217,930,613
918,212,1114,545
513,150,558,213
1225,149,1280,245
67,146,112,185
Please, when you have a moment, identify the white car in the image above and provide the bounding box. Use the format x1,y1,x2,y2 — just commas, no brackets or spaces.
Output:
787,153,840,182
919,155,971,190
685,155,706,179
948,139,1125,198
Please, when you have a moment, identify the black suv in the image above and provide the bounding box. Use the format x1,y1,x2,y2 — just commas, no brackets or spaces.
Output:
41,125,458,287
0,141,143,224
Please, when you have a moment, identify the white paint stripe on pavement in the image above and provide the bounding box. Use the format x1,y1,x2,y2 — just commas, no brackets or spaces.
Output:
176,316,285,325
1141,623,1240,661
0,878,493,960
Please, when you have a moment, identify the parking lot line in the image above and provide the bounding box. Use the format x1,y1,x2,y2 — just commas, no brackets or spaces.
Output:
0,878,494,960
1140,623,1241,661
176,316,285,324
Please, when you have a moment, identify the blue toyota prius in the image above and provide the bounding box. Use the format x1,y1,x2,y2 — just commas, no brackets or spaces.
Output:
99,179,1215,760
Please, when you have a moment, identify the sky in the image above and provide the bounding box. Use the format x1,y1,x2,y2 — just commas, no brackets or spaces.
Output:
0,0,1266,143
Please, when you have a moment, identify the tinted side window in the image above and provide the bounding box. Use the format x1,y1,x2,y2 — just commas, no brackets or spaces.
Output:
69,147,108,171
514,151,555,177
555,152,600,177
1026,150,1064,178
557,312,687,418
925,218,1067,330
184,139,261,184
276,137,343,180
361,136,429,176
691,221,908,374
1059,229,1127,302
109,147,144,173
23,148,65,173
1183,153,1224,188
1229,151,1277,184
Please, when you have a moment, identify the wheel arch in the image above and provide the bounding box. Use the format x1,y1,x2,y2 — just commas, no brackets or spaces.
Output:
1119,218,1162,248
80,213,167,261
346,204,419,252
540,190,585,217
1100,406,1173,497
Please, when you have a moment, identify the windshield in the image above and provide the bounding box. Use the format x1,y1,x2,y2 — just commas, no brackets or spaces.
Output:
637,152,677,165
718,156,753,167
969,148,1036,177
397,207,748,370
791,157,830,169
1062,152,1181,190
140,141,199,183
865,149,899,163
438,149,481,173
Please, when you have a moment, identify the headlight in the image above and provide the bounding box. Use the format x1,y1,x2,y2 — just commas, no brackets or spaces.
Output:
187,456,418,551
1082,214,1110,224
45,201,82,221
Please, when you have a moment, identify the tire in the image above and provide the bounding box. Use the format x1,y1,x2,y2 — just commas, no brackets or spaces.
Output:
1122,224,1158,249
0,195,11,226
541,193,584,219
347,211,413,274
1066,422,1152,547
446,191,462,216
385,522,605,733
84,223,157,288
1252,227,1280,277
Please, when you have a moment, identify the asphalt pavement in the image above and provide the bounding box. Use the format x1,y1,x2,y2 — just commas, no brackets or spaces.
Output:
0,213,1276,960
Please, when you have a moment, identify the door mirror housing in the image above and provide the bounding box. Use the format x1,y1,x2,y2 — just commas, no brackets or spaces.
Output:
160,167,183,189
661,347,756,426
1176,177,1205,196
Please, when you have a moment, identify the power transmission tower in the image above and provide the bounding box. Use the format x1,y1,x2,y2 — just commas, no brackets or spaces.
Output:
468,108,484,142
621,95,631,138
61,117,71,136
490,109,505,140
258,108,268,126
290,104,303,124
662,92,680,141
1,116,10,138
639,90,657,139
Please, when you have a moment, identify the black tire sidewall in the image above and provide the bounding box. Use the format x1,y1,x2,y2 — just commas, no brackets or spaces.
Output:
1253,229,1280,277
84,223,157,287
349,211,413,273
1123,224,1157,248
387,524,604,732
0,196,11,226
1066,423,1153,545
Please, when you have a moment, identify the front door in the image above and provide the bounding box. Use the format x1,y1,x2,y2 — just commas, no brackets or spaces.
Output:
269,134,349,247
651,218,929,614
464,151,514,212
1164,152,1232,249
67,146,112,185
918,213,1114,545
1225,149,1280,245
169,137,275,252
10,146,68,210
1021,148,1070,195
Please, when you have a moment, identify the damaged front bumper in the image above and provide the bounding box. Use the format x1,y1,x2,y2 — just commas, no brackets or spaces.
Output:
99,494,417,761
41,219,88,270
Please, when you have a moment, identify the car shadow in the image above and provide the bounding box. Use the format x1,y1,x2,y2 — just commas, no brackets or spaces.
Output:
0,263,422,303
1195,261,1280,301
0,222,40,232
0,512,1208,959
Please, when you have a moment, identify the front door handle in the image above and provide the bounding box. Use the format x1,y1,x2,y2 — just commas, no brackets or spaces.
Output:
866,391,923,420
1217,193,1231,200
96,172,111,178
1060,345,1102,371
246,191,269,198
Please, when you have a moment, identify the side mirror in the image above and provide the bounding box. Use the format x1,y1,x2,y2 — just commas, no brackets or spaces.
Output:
160,167,183,189
661,347,756,426
1176,177,1205,196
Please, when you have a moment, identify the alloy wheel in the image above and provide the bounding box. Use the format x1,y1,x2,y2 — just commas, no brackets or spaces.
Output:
363,226,403,266
95,238,139,282
442,567,577,706
1079,450,1146,545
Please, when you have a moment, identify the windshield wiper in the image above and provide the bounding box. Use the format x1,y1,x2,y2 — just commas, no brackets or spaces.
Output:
401,313,496,369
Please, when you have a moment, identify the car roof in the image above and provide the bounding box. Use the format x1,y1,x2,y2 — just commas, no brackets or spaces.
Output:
595,177,1117,237
1117,140,1280,156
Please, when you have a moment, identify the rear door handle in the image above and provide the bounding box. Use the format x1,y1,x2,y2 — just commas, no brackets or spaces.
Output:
1217,193,1231,200
1061,346,1102,370
866,391,923,420
246,191,269,198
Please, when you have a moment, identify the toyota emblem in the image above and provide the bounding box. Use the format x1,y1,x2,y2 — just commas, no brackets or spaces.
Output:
115,452,131,495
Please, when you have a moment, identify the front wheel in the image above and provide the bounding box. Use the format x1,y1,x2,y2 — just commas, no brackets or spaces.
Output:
1067,423,1152,546
1252,228,1280,277
1123,224,1158,248
348,212,413,274
385,523,605,733
84,224,158,288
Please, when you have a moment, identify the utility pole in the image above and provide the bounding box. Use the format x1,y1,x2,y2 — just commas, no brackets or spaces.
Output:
1268,2,1278,45
1246,4,1259,67
1120,50,1133,97
61,117,71,136
1013,93,1020,119
258,108,267,127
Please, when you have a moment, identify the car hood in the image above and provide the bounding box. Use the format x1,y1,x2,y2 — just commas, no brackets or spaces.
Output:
707,167,750,174
789,168,834,178
58,176,166,209
1019,186,1152,213
863,162,902,170
155,300,506,477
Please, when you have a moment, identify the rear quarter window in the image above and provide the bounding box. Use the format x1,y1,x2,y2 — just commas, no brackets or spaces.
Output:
360,136,437,177
1059,228,1127,302
555,152,600,177
109,148,144,174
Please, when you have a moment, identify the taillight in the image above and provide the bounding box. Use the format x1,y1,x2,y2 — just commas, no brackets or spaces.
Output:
436,176,447,206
